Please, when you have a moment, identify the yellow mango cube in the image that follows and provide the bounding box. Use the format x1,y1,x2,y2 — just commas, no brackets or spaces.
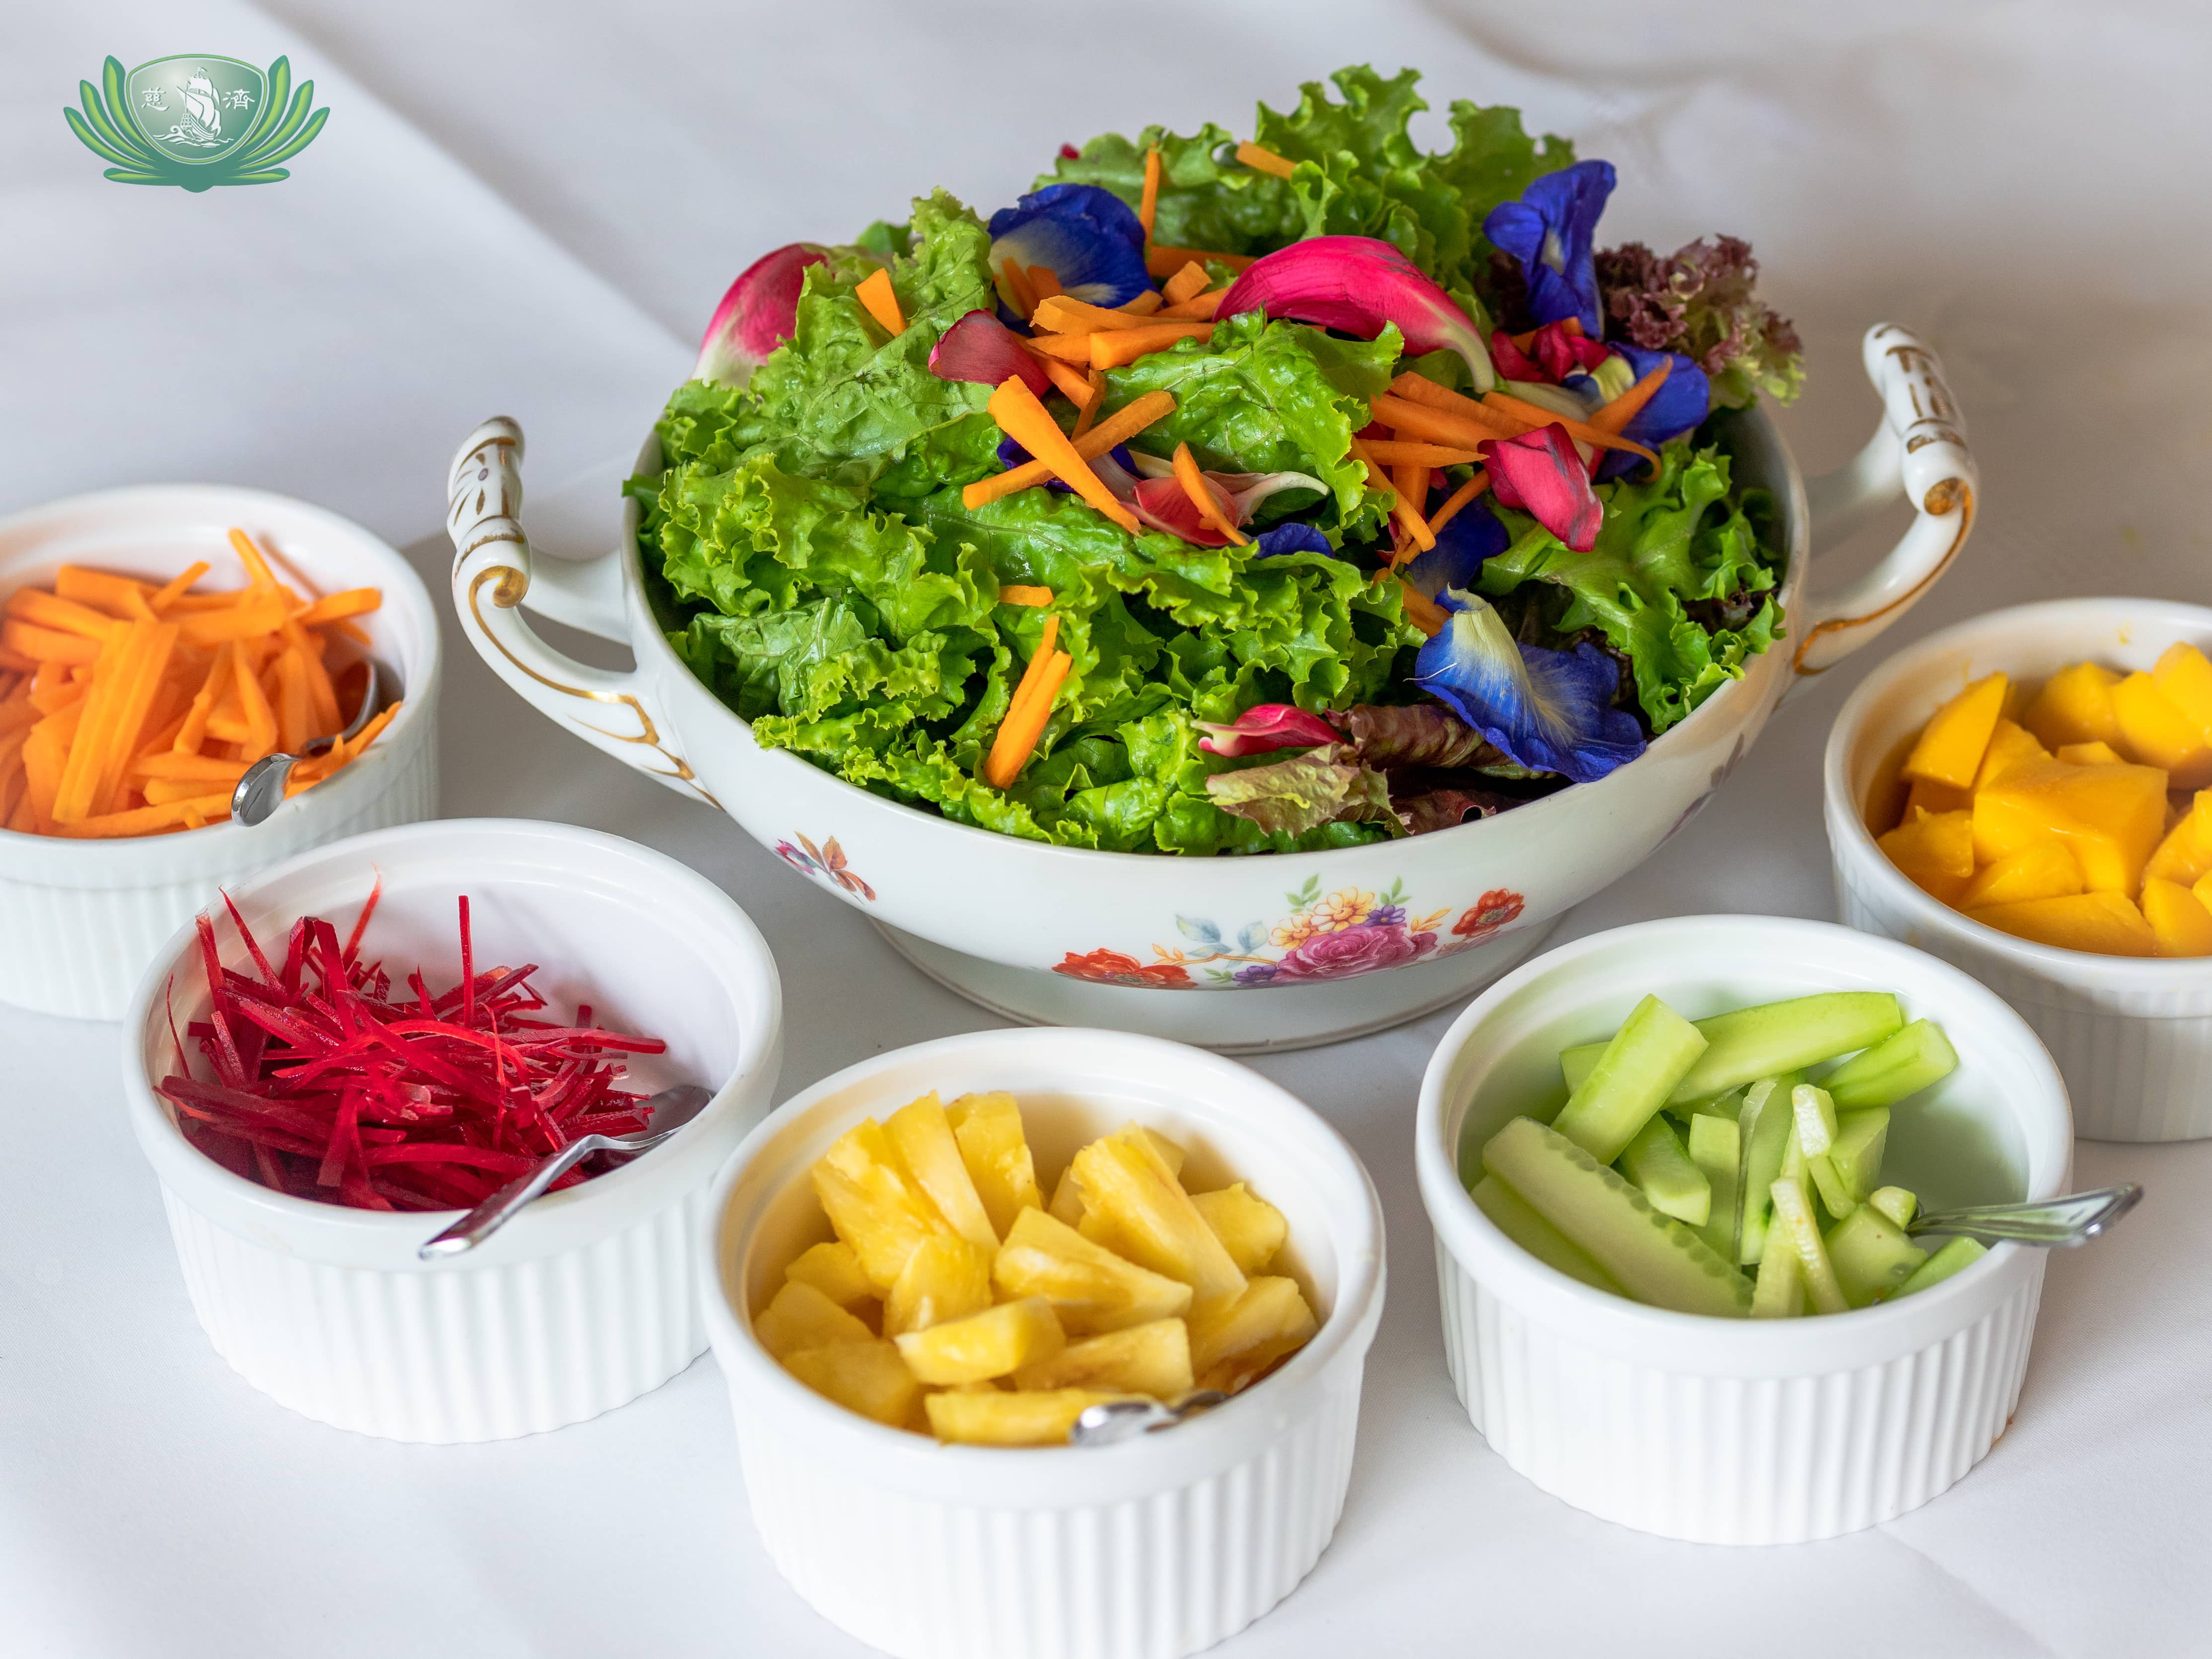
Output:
2144,791,2212,886
993,1207,1193,1335
2055,741,2124,766
2197,869,2212,919
944,1091,1043,1239
784,1240,876,1311
1014,1317,1194,1397
2112,673,2212,788
2142,878,2212,958
1905,775,1974,818
1966,890,2157,957
1877,806,1976,903
814,1119,954,1291
2151,642,2212,746
1970,757,2168,894
1972,718,2049,791
1192,1183,1290,1276
884,1234,994,1336
1071,1132,1248,1306
1957,841,2084,909
923,1387,1130,1446
1904,672,2008,788
2023,662,2123,751
1187,1276,1320,1394
784,1339,921,1427
885,1092,1000,1250
755,1279,875,1360
894,1294,1066,1384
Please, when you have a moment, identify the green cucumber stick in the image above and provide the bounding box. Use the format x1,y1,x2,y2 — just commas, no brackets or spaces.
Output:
1895,1235,1987,1297
1825,1206,1928,1307
1823,1019,1960,1111
1867,1185,1917,1228
1791,1084,1839,1157
1563,994,1905,1107
1471,1174,1625,1295
1808,1153,1858,1220
1619,1117,1711,1226
1827,1108,1891,1202
1735,1076,1798,1266
1551,995,1709,1165
1769,1177,1850,1314
1687,1113,1741,1261
1749,1222,1804,1317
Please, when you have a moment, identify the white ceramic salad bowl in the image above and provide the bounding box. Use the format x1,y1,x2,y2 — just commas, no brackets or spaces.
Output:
1417,915,2071,1545
449,325,1974,1052
121,818,783,1442
700,1026,1385,1659
1827,597,2212,1141
0,485,440,1021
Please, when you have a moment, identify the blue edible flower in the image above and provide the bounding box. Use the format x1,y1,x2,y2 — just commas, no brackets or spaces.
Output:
1414,591,1645,783
1400,498,1508,599
1594,343,1712,481
989,184,1152,309
1252,524,1334,559
1483,160,1617,334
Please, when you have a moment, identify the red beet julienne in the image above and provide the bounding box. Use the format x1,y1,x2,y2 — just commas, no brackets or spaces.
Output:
158,890,669,1213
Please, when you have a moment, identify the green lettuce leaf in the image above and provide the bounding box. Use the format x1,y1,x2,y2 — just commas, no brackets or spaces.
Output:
1204,743,1405,838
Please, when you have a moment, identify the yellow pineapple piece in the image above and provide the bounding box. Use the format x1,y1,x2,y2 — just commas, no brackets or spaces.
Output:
1191,1184,1289,1276
2023,661,2123,752
755,1279,873,1361
2055,741,2125,766
944,1091,1043,1238
784,1339,921,1427
1904,672,2007,787
923,1387,1131,1446
992,1207,1193,1334
1123,1122,1187,1179
885,1092,999,1250
784,1240,875,1310
1071,1131,1247,1305
2112,672,2212,788
1957,841,2083,909
1047,1165,1087,1226
1186,1277,1319,1393
813,1119,952,1291
1972,718,2049,791
2145,791,2212,885
884,1234,994,1336
1014,1317,1194,1397
2142,878,2212,958
894,1294,1066,1384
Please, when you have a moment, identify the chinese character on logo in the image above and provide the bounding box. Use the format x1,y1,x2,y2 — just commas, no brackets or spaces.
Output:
224,88,253,109
141,88,168,110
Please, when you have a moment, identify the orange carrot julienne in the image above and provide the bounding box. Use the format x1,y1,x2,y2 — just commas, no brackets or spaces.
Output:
1589,361,1672,436
228,528,280,591
1161,261,1211,304
292,588,383,629
1071,370,1105,437
1360,440,1487,468
1091,321,1213,369
1026,265,1062,302
985,378,1142,534
1139,147,1162,239
997,259,1040,320
1172,443,1246,546
6,588,122,642
147,562,211,613
1397,579,1449,637
1424,471,1492,537
1118,290,1164,315
854,267,906,335
48,794,233,838
1036,355,1098,413
1,620,101,665
1158,288,1226,321
997,585,1054,607
1371,389,1522,443
1019,331,1097,364
962,389,1176,510
1032,295,1149,334
1349,438,1436,554
54,567,156,621
987,613,1062,786
1234,142,1297,179
1481,392,1659,471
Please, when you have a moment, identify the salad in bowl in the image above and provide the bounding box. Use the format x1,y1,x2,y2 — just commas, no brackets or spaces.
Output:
632,65,1803,856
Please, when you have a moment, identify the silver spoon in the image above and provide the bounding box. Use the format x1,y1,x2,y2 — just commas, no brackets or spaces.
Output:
1906,1182,2142,1247
231,659,384,827
416,1083,713,1260
1067,1391,1229,1447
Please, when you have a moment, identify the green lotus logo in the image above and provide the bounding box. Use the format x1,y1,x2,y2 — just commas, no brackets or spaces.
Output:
64,55,328,190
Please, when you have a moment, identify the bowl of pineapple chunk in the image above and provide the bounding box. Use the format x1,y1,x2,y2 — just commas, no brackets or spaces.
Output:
1417,913,2072,1545
700,1025,1384,1659
1827,596,2212,1140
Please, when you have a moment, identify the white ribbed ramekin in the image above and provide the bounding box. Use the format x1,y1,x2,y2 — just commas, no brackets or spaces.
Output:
1417,915,2072,1545
1827,598,2212,1141
0,485,441,1020
701,1027,1385,1659
121,819,782,1441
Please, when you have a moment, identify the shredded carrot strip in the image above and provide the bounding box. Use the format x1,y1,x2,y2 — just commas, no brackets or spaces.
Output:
1424,471,1492,537
0,646,35,675
999,259,1040,319
986,619,1070,790
1117,290,1164,316
147,562,211,613
1026,266,1062,302
1092,321,1213,369
1139,148,1162,239
1020,331,1097,364
1172,443,1246,546
228,528,279,591
962,389,1177,509
292,588,382,628
854,267,906,335
1371,389,1523,444
1589,362,1672,436
48,794,233,838
55,567,157,621
177,595,291,647
232,635,280,762
1349,438,1436,554
1071,371,1105,438
1362,440,1486,468
0,699,37,738
1037,355,1099,414
1158,288,1227,321
1397,580,1449,637
5,589,122,642
1031,295,1148,334
1481,392,1660,471
0,620,101,665
985,378,1142,534
1144,244,1253,280
1234,142,1297,179
992,262,1032,321
1161,261,1211,305
135,752,248,782
997,586,1055,607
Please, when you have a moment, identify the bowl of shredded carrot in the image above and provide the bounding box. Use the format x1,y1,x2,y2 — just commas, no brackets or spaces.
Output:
0,483,439,1019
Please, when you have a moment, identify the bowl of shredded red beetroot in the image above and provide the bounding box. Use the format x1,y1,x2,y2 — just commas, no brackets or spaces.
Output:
119,817,783,1442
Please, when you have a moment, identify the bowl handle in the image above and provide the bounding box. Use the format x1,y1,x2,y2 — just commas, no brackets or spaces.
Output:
446,417,720,807
1792,324,1977,680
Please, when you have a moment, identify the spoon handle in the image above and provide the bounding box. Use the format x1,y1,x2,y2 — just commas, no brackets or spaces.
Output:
1907,1183,2142,1247
418,1135,613,1259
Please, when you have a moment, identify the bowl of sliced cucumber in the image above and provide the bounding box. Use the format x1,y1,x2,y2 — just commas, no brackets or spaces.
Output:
1416,913,2071,1545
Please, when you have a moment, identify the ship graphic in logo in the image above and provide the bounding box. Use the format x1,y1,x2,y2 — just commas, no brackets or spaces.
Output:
64,55,328,190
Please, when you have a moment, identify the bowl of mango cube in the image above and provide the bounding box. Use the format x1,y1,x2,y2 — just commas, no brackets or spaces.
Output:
699,1025,1385,1659
1827,596,2212,1140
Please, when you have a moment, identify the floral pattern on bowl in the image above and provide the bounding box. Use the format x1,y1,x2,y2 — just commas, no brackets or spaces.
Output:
774,834,875,902
1052,880,1526,990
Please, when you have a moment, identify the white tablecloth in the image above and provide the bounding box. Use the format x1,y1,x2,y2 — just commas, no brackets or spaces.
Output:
5,4,2209,1655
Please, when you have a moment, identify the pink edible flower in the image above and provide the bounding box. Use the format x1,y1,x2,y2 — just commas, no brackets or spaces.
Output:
1479,424,1603,553
1217,236,1496,392
694,243,829,386
1195,703,1341,757
929,310,1053,398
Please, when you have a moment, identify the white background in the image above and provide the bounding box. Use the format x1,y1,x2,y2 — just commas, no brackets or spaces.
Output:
3,3,2208,1655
